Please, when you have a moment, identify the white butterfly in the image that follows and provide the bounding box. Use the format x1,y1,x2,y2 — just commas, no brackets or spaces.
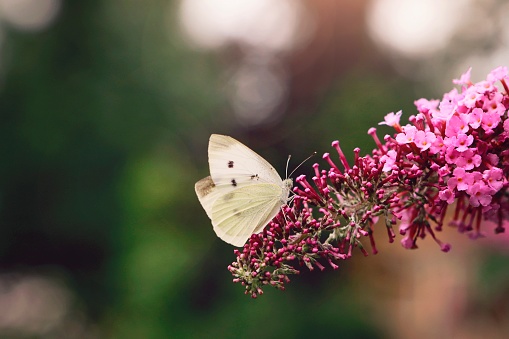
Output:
195,134,293,247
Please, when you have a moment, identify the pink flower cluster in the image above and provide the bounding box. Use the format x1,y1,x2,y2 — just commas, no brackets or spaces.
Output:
228,66,509,298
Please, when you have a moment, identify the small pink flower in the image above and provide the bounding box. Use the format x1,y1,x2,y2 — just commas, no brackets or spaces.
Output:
487,66,508,84
439,188,455,204
454,133,474,152
461,87,482,108
413,130,436,151
447,167,474,191
428,136,445,155
444,134,474,152
380,150,397,172
453,67,472,86
445,114,469,137
379,110,402,127
395,125,417,144
437,88,461,120
483,168,504,191
445,146,460,164
438,164,451,177
468,108,483,129
455,149,482,170
483,97,506,116
475,80,494,94
414,98,439,113
467,181,494,207
481,112,501,132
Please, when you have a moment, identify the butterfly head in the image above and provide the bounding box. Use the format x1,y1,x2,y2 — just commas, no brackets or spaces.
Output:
281,178,293,203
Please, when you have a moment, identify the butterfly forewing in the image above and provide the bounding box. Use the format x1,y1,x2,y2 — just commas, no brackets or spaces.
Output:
211,183,284,247
195,176,222,219
208,134,283,187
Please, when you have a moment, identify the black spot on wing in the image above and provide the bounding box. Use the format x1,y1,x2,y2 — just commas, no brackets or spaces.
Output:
228,160,234,168
231,179,237,187
250,174,259,180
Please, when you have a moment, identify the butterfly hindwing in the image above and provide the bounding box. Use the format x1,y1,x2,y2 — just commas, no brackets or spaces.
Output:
210,183,284,247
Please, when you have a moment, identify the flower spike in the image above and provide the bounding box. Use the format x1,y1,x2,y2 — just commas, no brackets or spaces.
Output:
228,66,509,297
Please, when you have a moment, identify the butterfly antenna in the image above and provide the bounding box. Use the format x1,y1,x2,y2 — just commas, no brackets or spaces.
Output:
288,152,317,178
285,155,292,179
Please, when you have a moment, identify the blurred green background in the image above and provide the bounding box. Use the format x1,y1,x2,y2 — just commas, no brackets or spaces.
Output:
1,0,509,338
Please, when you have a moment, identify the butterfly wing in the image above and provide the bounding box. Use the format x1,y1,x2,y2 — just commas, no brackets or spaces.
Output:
210,183,284,247
195,176,221,219
208,134,283,187
195,134,290,247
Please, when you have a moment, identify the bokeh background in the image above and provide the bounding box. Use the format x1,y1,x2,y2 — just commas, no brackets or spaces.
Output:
1,0,509,338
